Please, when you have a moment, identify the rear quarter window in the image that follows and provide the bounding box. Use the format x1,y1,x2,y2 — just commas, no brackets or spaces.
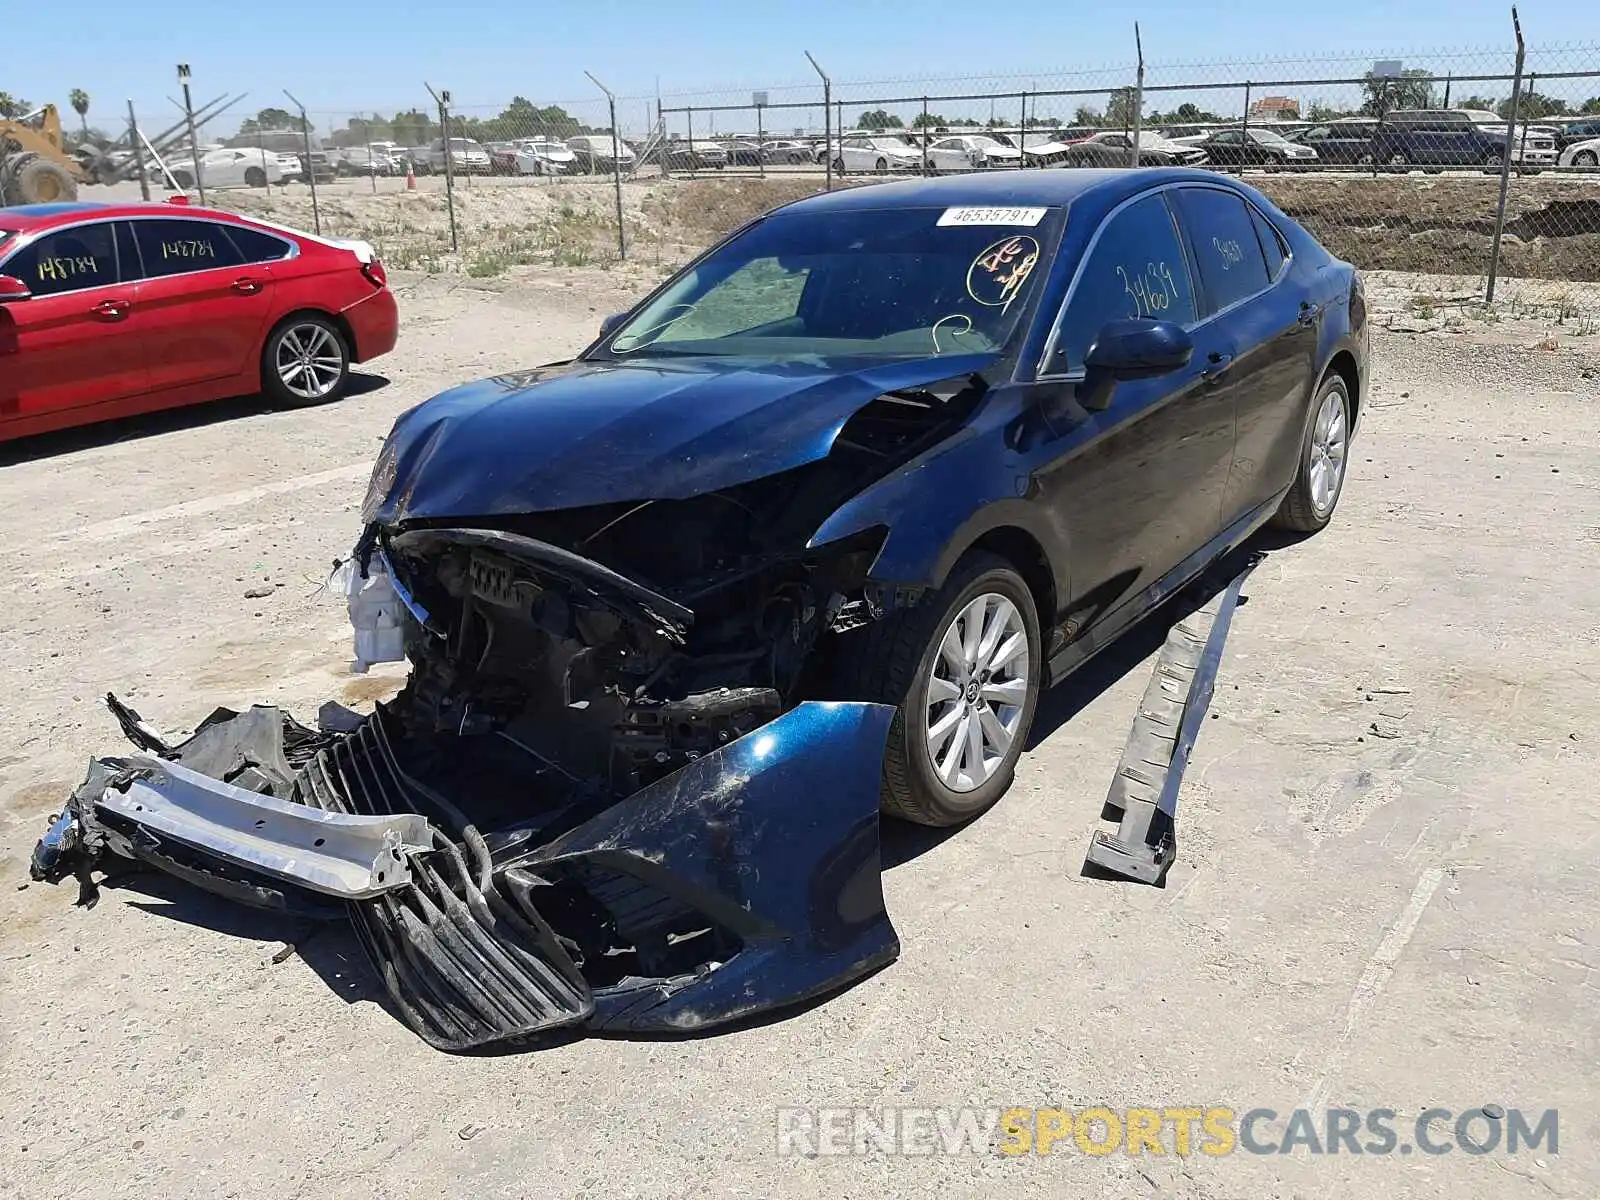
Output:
224,225,293,264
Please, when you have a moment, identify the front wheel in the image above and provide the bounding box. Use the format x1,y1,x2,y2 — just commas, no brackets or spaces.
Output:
1574,150,1599,168
261,315,350,408
837,552,1042,827
832,157,846,175
1271,373,1351,533
874,156,889,173
171,169,195,190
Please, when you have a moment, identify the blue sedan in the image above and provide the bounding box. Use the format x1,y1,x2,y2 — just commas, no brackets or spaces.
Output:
363,168,1366,827
37,168,1369,1050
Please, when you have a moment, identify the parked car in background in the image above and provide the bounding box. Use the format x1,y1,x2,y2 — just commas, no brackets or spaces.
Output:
166,147,288,190
0,198,398,441
637,140,725,171
425,137,493,175
1004,129,1090,167
567,134,639,173
1288,119,1378,165
924,134,1023,171
1371,109,1555,171
1558,135,1600,168
511,137,579,175
486,142,520,175
338,147,396,177
1059,131,1209,168
1194,126,1318,169
717,140,763,166
1549,116,1600,153
761,139,813,164
836,133,923,173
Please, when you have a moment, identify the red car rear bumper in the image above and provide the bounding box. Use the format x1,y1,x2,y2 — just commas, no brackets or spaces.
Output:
343,287,399,363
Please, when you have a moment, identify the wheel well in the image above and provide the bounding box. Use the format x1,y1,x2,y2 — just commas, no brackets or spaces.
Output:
1326,349,1361,426
263,308,357,367
968,527,1056,628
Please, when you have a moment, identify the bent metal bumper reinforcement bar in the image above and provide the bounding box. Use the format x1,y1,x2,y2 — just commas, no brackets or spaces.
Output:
96,756,433,898
1084,552,1264,885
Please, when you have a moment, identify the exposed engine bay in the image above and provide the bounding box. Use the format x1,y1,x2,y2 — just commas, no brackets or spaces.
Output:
26,375,988,1052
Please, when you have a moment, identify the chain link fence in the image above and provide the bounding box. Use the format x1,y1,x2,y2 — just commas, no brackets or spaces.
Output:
131,35,1600,314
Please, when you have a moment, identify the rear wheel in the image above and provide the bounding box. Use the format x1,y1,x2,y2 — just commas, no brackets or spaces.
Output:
261,315,350,408
244,166,267,188
837,552,1042,827
171,168,195,190
1271,373,1351,533
1386,151,1410,172
1573,150,1599,167
832,157,846,175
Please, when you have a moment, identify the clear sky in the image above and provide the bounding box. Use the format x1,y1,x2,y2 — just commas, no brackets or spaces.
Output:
7,0,1600,135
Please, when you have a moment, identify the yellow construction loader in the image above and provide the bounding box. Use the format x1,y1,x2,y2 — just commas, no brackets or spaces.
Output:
0,104,84,206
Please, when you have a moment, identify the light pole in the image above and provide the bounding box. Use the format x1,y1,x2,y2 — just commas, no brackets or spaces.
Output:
177,63,205,205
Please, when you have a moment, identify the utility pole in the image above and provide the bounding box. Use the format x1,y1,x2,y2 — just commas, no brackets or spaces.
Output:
177,64,205,204
806,52,833,190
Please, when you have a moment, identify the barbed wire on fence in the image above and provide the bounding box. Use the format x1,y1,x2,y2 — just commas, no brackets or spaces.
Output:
150,37,1600,308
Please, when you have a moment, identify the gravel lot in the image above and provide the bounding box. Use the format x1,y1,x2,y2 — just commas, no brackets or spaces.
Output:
1,261,1598,1199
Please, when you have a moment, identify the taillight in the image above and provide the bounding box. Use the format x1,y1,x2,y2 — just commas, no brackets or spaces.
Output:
362,260,387,288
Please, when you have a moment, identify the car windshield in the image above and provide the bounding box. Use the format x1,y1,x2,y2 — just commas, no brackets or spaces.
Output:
1248,128,1292,144
969,135,1005,148
600,206,1064,361
874,134,918,147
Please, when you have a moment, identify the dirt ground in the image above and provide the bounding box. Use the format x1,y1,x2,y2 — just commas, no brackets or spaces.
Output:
1,258,1599,1199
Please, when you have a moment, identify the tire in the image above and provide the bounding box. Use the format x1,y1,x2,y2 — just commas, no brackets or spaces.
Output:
837,552,1043,827
1482,150,1504,171
1574,150,1599,167
874,156,889,173
831,157,845,175
1271,372,1352,534
244,166,267,188
171,169,194,190
1386,151,1410,172
14,156,78,204
260,315,350,408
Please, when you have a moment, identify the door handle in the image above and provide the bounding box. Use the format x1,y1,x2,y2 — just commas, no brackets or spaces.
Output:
231,277,263,295
90,298,130,321
1202,351,1233,385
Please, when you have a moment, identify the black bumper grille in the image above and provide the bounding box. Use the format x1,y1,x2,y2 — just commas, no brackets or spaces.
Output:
296,713,594,1051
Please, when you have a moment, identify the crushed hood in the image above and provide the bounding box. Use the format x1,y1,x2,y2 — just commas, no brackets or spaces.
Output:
371,351,997,522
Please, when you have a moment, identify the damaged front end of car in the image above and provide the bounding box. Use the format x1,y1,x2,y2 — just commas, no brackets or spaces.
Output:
28,364,1002,1051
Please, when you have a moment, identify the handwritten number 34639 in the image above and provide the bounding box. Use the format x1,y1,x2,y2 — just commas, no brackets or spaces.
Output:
1116,262,1179,320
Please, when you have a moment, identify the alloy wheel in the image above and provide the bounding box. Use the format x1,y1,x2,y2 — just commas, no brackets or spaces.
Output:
1309,388,1349,516
924,592,1031,793
275,323,344,401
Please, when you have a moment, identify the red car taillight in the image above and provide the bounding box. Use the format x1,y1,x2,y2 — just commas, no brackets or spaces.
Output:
362,259,388,288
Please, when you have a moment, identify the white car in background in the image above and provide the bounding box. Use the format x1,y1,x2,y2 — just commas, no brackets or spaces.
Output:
166,147,288,190
511,137,579,175
925,134,1024,171
836,133,923,173
1557,135,1600,168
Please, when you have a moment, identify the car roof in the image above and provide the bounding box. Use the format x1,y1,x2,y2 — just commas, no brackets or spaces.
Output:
774,167,1230,217
0,200,289,235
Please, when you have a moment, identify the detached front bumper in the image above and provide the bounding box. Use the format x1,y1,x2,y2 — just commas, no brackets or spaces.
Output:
33,695,900,1052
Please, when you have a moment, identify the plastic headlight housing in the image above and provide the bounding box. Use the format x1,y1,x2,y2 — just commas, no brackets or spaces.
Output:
361,440,399,525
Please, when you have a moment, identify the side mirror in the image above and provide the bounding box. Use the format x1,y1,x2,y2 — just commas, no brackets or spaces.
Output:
1080,318,1193,410
0,274,32,301
598,311,628,339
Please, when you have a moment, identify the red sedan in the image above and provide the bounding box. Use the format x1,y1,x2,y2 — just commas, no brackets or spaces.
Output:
0,198,398,442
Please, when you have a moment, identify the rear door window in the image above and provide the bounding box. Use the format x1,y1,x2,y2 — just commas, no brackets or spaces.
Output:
3,221,121,295
224,225,294,264
130,219,246,279
1172,187,1271,314
1048,191,1198,373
